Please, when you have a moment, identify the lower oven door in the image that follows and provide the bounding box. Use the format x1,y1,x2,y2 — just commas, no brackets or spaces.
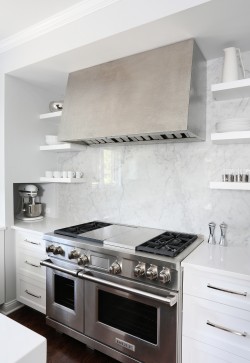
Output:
41,258,84,333
84,277,177,363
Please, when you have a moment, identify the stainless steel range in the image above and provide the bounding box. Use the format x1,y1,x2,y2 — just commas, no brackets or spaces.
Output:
41,221,203,363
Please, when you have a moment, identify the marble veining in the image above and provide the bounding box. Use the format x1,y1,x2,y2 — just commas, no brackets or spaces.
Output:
55,52,250,244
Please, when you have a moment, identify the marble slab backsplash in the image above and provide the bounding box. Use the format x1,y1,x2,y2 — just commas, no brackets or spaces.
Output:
56,52,250,244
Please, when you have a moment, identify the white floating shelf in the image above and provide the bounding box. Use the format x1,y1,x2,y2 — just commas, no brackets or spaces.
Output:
40,177,85,183
211,78,250,100
39,111,62,119
211,131,250,144
40,143,84,152
210,182,250,191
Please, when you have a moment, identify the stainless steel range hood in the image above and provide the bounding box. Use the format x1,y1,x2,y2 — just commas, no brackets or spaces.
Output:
59,39,206,146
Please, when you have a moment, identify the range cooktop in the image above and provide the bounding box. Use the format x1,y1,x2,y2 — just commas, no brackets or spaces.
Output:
54,221,198,257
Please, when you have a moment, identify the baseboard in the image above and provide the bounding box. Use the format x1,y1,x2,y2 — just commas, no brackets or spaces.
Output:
0,299,23,315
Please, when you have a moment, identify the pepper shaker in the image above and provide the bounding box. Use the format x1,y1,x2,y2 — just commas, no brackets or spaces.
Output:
219,222,227,247
208,222,216,244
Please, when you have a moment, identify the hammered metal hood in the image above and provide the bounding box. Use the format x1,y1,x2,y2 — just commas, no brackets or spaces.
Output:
59,39,206,146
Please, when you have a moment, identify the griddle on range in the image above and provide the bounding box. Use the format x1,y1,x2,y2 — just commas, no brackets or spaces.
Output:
54,221,111,238
136,231,198,257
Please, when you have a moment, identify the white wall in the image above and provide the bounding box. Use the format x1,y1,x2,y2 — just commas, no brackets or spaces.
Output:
3,75,61,303
55,53,250,244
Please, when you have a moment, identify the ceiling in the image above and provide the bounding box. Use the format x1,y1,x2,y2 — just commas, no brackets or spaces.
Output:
7,0,250,93
0,0,82,40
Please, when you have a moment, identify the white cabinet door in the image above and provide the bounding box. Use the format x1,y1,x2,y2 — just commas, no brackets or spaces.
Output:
183,266,250,311
182,336,250,363
0,231,4,304
183,294,250,360
15,230,47,313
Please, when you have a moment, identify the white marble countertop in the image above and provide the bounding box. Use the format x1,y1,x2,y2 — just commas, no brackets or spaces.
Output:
11,217,78,235
0,226,6,230
0,313,46,363
182,241,250,280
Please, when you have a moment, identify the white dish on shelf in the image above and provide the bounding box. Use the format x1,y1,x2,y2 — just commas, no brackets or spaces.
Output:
45,135,62,145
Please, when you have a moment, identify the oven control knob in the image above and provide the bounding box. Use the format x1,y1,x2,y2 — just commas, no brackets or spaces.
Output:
146,265,158,280
77,254,89,266
134,262,146,277
109,261,121,275
68,249,80,260
53,246,64,255
46,244,55,253
159,268,171,284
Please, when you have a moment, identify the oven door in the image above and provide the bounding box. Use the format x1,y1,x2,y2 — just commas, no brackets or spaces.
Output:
83,273,177,363
41,258,84,333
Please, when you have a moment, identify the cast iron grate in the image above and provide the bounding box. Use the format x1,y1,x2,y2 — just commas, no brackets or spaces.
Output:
136,231,198,257
54,221,112,238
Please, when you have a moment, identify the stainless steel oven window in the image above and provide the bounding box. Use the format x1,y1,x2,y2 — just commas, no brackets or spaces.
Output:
98,290,157,344
54,274,75,310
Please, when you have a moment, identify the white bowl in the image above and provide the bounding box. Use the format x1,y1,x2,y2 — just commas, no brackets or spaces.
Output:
45,135,60,145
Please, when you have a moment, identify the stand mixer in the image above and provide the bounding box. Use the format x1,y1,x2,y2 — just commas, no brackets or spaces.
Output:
16,184,43,221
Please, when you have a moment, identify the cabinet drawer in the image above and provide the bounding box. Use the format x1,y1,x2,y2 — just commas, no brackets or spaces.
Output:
16,275,46,314
15,230,45,253
183,294,250,360
16,249,46,282
183,266,250,311
182,336,250,363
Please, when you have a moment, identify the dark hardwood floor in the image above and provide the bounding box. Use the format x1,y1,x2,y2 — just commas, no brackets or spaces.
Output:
9,306,118,363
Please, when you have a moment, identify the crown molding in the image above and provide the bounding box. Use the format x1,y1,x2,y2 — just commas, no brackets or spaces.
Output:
0,0,121,55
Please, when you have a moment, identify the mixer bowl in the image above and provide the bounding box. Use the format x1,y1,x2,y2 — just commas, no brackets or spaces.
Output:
24,203,42,218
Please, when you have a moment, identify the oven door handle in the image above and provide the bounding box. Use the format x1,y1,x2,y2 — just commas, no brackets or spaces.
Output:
40,259,81,277
78,271,177,306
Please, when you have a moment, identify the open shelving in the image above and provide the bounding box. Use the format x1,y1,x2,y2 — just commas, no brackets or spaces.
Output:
39,111,62,119
39,177,85,183
211,131,250,144
40,143,84,152
210,182,250,191
211,78,250,101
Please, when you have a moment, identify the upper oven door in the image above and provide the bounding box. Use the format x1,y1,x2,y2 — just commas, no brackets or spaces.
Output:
85,278,177,363
43,258,84,333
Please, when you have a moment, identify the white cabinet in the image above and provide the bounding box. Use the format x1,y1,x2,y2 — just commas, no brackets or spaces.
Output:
183,336,249,363
15,230,47,313
182,265,250,362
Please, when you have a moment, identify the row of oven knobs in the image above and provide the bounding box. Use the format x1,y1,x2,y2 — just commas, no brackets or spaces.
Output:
46,245,64,255
109,261,171,283
68,249,89,265
134,262,171,283
46,246,170,283
46,246,89,265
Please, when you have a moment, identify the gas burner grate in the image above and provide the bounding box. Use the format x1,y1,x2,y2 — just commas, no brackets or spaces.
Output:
54,221,111,238
136,231,198,257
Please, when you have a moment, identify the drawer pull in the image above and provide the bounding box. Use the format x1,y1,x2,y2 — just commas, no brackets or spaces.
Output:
24,239,41,246
25,289,41,299
207,320,247,337
25,260,41,268
207,283,247,297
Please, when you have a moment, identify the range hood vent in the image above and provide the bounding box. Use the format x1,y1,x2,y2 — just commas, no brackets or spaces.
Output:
59,39,206,146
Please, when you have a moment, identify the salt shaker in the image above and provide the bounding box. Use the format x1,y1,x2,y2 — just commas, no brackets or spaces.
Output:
208,222,216,244
219,222,227,247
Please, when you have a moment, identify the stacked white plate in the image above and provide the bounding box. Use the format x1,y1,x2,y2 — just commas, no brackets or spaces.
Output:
215,118,250,133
